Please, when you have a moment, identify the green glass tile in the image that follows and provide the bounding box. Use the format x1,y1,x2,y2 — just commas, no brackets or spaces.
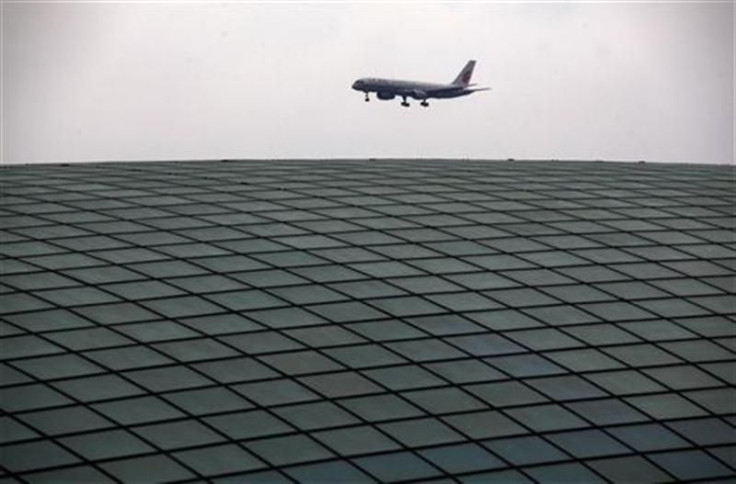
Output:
407,314,484,336
349,319,427,341
64,265,142,284
310,301,386,323
661,339,735,362
0,293,53,315
259,350,344,375
248,434,334,466
174,444,266,477
683,388,735,414
143,295,224,318
329,279,406,300
363,365,445,391
603,344,681,367
93,395,185,425
222,331,304,354
353,451,441,482
0,384,72,412
567,398,649,426
245,307,326,329
269,284,348,305
467,381,546,408
104,280,185,300
701,361,736,385
180,313,263,335
117,321,199,343
324,344,406,369
350,261,425,278
524,463,604,483
234,379,319,406
466,310,544,331
626,393,708,419
388,276,464,294
0,440,80,472
580,301,656,322
540,284,615,304
528,375,606,401
387,339,466,362
12,353,104,380
0,363,32,386
585,370,665,395
619,320,696,341
419,443,506,474
314,426,401,456
133,419,226,450
300,371,383,398
447,334,523,357
53,374,145,402
380,417,465,447
443,410,526,439
205,410,293,440
154,338,240,363
205,290,284,312
166,387,254,416
409,257,483,275
545,348,624,372
548,429,628,458
194,357,278,384
75,302,158,326
483,436,567,465
3,272,79,291
588,456,672,483
404,387,486,414
507,403,590,432
649,450,733,481
485,288,560,308
428,359,505,384
61,429,154,460
253,250,329,268
125,366,213,392
645,365,723,390
167,274,244,294
46,327,133,351
232,269,308,288
274,401,359,430
20,406,114,436
101,454,195,482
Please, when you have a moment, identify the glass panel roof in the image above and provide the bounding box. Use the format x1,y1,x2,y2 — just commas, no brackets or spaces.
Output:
1,159,734,482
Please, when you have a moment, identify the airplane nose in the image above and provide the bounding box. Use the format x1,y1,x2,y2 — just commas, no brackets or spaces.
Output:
352,80,362,90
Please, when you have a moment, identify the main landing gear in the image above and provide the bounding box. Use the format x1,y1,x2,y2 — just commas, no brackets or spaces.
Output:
399,96,429,108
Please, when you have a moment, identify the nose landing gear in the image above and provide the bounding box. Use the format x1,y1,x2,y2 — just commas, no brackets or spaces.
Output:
364,92,370,102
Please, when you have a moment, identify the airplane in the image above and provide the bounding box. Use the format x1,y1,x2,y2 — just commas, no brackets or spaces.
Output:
351,60,490,108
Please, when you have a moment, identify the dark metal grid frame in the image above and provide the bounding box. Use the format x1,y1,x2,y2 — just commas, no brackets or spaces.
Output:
1,159,734,483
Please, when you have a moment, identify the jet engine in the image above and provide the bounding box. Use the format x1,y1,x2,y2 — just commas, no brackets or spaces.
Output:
411,90,428,100
377,92,395,100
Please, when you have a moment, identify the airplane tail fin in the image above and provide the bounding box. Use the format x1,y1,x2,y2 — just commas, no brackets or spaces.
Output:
452,60,476,86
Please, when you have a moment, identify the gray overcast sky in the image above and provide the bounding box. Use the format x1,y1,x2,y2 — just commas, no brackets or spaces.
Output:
2,1,733,164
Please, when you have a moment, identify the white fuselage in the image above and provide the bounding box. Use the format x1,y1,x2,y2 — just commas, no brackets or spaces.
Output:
352,78,473,100
351,60,488,106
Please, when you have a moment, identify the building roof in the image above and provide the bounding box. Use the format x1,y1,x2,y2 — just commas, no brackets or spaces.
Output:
1,159,734,482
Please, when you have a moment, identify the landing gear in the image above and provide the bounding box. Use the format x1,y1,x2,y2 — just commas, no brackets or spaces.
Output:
364,92,370,102
401,96,410,107
420,100,429,107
